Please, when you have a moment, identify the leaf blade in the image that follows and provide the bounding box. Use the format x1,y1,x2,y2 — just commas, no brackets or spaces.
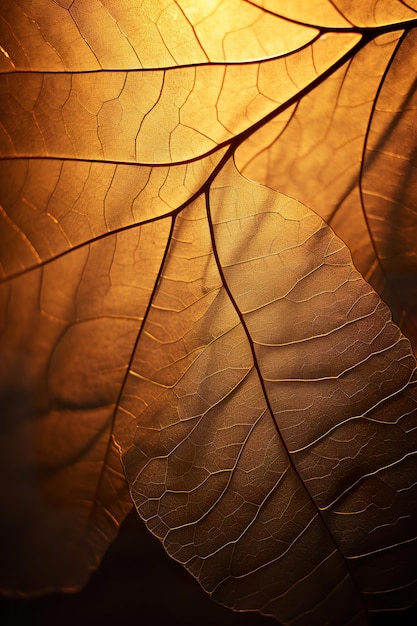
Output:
115,160,417,624
0,219,171,594
236,29,417,353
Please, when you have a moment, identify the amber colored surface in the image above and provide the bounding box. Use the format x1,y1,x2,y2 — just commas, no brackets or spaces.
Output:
247,0,417,28
1,2,417,626
236,29,417,353
0,0,318,70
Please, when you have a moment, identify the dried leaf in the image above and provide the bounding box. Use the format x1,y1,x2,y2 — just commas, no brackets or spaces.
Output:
0,151,226,278
247,0,417,28
1,2,417,625
116,160,417,625
236,28,417,353
0,219,170,593
0,0,318,69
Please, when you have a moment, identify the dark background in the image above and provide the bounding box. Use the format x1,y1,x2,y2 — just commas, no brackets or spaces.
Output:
1,510,416,626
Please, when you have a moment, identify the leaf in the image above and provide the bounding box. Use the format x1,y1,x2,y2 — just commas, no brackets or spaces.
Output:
0,0,320,69
116,159,417,625
0,151,226,278
1,2,417,625
0,33,359,163
246,0,417,28
0,219,170,593
236,28,417,353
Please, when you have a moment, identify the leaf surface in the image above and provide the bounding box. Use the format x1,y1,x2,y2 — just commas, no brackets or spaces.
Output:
1,2,417,624
247,0,417,28
237,28,417,353
115,160,417,624
0,150,226,279
0,218,172,592
0,31,359,163
0,0,318,70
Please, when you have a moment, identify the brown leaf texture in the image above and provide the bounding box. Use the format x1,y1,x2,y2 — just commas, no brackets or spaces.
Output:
236,28,417,354
247,0,417,28
0,219,170,593
0,32,358,163
0,0,318,70
1,2,417,625
116,160,417,625
0,150,226,279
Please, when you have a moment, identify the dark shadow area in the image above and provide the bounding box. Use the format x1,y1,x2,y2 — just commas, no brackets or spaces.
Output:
1,509,416,626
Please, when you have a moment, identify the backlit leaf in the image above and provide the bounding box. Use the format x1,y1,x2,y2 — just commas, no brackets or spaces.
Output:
236,28,417,353
116,159,417,625
0,0,318,69
247,0,417,28
0,150,226,278
0,32,359,163
0,218,170,592
1,2,417,625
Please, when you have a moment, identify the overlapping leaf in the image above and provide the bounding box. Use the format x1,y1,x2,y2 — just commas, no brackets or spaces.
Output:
1,2,417,625
236,28,417,353
0,151,227,278
116,159,417,625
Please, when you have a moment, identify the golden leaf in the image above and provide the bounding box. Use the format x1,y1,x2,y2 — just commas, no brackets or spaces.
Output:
1,2,417,625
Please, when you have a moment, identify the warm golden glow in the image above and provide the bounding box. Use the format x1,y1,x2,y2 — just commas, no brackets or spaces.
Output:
1,2,417,625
